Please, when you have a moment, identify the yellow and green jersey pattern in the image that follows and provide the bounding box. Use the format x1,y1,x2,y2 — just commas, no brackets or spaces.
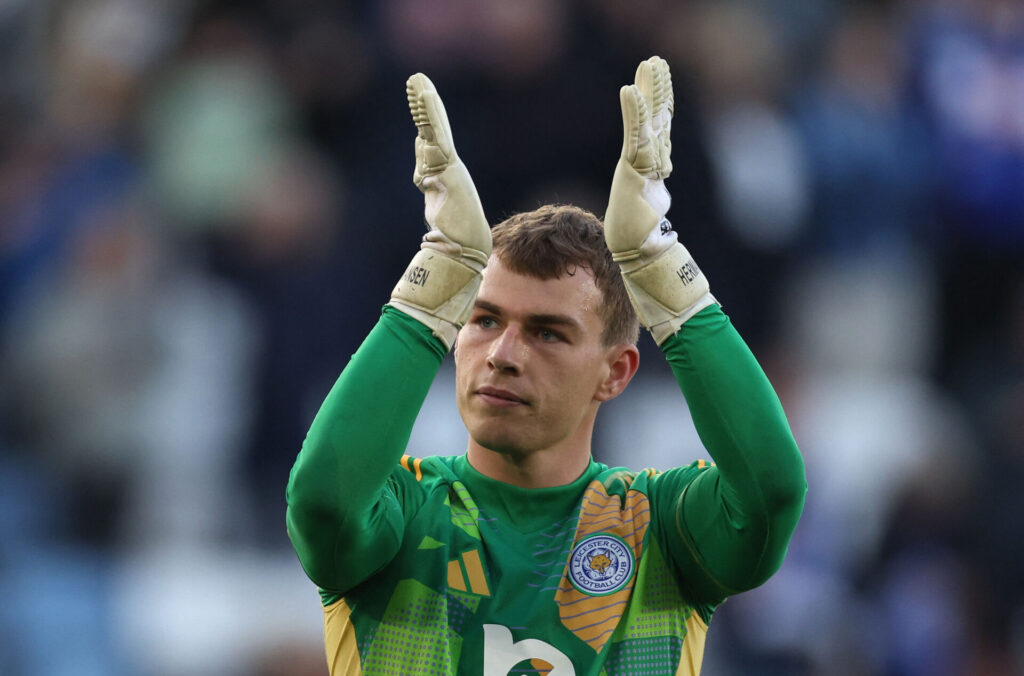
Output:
288,306,805,676
319,454,715,675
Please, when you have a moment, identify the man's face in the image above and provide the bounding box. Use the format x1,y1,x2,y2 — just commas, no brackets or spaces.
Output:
454,256,622,457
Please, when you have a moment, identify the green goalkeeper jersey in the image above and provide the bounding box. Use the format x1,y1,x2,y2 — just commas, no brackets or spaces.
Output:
287,306,806,675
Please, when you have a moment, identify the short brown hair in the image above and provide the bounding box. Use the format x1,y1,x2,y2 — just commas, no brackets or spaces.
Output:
491,204,639,345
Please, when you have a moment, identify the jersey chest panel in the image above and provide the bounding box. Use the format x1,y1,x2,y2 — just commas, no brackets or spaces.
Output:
328,467,707,675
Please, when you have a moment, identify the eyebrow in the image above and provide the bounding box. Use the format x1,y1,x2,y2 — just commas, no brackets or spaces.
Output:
474,299,583,331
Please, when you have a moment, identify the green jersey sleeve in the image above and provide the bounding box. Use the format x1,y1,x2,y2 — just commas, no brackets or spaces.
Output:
285,306,446,593
650,304,807,605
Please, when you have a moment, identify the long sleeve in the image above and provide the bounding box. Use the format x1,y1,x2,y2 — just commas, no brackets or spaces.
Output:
286,306,446,593
652,304,806,603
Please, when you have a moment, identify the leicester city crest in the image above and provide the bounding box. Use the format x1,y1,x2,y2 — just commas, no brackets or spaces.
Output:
568,533,635,596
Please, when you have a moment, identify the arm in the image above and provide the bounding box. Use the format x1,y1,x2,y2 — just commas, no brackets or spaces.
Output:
286,309,444,592
604,57,805,602
286,73,491,593
657,304,805,601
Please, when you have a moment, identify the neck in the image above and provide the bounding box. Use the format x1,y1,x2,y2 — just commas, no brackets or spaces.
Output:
466,416,596,489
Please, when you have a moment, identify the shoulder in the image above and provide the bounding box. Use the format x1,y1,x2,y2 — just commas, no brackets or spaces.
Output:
385,454,460,521
394,453,459,486
592,466,659,498
594,460,714,501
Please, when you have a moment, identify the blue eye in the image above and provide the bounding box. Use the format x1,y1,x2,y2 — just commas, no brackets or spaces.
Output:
539,328,561,342
478,316,497,329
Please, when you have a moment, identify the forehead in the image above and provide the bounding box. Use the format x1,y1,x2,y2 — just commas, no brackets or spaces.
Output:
477,256,604,328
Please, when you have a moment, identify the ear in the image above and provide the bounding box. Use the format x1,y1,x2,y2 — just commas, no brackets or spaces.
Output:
593,343,640,402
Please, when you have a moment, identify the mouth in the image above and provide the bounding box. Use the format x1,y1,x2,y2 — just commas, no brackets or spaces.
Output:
475,386,528,407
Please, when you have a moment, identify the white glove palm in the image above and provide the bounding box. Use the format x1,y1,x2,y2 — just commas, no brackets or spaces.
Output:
604,56,713,344
390,73,491,349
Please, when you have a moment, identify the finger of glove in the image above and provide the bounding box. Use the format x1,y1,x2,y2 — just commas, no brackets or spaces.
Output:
421,90,455,161
407,73,435,135
620,84,655,174
635,57,673,179
407,74,455,178
635,57,673,131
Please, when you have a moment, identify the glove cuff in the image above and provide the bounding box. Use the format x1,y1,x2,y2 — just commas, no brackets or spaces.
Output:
390,247,483,350
387,300,461,350
647,292,717,344
620,241,713,344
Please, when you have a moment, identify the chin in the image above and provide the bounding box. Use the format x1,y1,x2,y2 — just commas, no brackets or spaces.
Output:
472,432,527,456
467,420,536,457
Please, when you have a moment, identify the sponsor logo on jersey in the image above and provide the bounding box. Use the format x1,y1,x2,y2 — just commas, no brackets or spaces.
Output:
447,548,491,596
567,533,635,596
483,625,573,675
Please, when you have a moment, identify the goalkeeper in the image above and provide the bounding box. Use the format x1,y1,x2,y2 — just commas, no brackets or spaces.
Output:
287,56,806,675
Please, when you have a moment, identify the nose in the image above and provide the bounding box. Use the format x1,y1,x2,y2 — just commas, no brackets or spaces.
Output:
486,325,526,375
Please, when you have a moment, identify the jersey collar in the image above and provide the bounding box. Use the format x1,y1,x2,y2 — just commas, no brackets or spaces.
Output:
453,454,605,533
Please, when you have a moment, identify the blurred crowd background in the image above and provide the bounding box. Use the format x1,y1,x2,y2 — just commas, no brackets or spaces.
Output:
1,0,1022,674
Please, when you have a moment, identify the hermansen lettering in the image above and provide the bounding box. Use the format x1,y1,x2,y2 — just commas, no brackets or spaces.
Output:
676,261,701,286
405,266,430,286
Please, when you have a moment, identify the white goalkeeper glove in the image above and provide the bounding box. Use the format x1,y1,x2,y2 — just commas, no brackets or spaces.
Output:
390,73,491,350
604,56,714,345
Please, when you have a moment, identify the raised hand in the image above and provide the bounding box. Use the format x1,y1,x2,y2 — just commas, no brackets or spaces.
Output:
604,57,713,344
391,73,492,350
